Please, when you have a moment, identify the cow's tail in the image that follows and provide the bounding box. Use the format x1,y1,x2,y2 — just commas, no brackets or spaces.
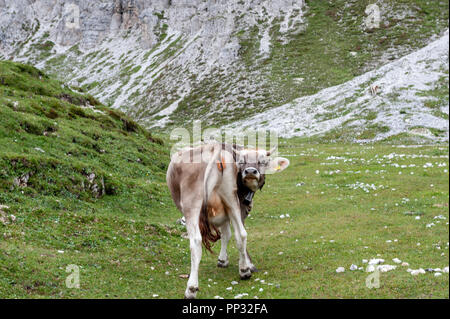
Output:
199,145,222,253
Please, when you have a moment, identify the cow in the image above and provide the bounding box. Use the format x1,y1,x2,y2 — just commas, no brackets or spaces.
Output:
166,143,290,299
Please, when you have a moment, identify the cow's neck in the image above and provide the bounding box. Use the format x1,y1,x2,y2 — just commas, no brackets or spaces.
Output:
236,173,255,222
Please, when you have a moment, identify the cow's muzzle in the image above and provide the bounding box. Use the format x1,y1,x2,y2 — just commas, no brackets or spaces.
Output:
244,167,258,175
242,167,260,192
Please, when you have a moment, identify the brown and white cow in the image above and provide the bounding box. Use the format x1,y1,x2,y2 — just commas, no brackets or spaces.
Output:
166,143,289,298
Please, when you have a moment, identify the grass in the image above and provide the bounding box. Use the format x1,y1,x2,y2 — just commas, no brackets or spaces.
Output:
0,61,448,299
1,139,448,298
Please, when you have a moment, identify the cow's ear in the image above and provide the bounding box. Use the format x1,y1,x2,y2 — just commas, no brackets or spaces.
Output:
268,157,290,174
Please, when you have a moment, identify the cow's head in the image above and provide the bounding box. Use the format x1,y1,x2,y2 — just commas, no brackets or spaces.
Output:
235,147,290,192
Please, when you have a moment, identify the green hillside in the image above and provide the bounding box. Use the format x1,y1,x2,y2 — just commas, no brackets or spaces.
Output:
0,61,185,297
0,60,169,207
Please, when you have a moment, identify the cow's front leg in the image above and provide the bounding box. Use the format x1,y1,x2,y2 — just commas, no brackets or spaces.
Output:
217,222,231,268
185,219,202,299
229,206,253,280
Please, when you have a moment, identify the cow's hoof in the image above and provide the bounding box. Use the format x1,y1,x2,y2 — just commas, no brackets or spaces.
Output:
239,268,252,280
217,259,229,268
184,286,199,299
250,265,259,273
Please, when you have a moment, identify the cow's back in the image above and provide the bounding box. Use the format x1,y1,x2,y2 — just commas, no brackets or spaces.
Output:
166,145,214,212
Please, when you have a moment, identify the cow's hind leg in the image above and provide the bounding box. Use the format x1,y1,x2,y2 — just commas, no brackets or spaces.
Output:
217,222,231,268
184,211,202,299
246,250,258,273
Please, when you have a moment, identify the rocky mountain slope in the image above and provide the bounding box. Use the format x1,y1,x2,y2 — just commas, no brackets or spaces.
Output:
225,30,449,143
1,0,449,140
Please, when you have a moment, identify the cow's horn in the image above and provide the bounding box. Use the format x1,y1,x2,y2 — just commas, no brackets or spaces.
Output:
266,146,277,156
